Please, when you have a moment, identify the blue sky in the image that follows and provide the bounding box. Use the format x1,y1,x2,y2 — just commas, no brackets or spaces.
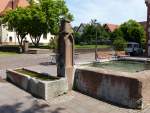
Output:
65,0,147,26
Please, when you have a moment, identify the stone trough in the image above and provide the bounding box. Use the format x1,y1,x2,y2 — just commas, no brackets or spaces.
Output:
7,69,68,100
74,60,150,109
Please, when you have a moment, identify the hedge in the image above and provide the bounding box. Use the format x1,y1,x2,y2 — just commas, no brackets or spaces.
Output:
0,45,21,53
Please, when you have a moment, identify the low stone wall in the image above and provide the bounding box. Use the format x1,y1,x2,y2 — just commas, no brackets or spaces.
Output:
27,48,52,54
74,68,145,109
75,48,111,54
7,69,68,100
0,45,20,53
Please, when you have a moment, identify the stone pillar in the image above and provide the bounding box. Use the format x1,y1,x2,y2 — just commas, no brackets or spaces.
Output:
57,19,74,90
0,25,2,44
145,0,150,56
23,40,29,53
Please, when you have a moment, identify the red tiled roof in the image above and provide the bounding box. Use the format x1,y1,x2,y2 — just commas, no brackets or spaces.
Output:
104,23,119,32
17,0,30,7
0,0,29,16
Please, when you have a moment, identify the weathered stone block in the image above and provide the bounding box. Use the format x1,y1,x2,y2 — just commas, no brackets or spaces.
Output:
74,68,143,109
7,69,68,100
7,70,30,90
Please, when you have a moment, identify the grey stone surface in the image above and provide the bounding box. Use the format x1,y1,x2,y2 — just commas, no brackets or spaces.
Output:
46,78,68,100
74,68,143,109
0,54,56,79
7,70,30,90
0,53,94,79
0,81,150,113
2,53,150,112
7,70,68,100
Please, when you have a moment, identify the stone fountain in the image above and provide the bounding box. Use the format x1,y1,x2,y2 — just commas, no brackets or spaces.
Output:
57,19,74,90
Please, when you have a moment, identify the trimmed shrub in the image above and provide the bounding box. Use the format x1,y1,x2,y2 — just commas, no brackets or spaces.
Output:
0,45,20,53
113,37,127,51
49,37,57,50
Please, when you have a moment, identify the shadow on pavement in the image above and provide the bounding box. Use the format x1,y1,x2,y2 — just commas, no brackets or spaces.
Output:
40,62,56,66
0,96,66,113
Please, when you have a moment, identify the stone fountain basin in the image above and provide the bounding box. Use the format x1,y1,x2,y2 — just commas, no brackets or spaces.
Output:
74,66,150,109
6,69,68,100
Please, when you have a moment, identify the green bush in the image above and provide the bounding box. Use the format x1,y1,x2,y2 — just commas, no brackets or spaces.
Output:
0,45,20,53
113,37,127,51
49,37,58,50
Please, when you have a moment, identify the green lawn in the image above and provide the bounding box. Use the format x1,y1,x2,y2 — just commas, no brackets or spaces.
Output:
75,45,111,49
0,51,18,57
29,44,111,49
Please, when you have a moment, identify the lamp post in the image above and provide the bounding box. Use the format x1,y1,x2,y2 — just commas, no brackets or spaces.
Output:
95,26,98,61
93,19,98,61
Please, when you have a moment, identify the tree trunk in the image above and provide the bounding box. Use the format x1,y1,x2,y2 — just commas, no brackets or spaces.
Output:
16,33,25,53
30,35,41,47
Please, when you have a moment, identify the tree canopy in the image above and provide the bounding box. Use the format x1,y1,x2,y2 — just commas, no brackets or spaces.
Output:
112,20,146,46
26,5,48,47
3,8,29,51
79,20,110,45
2,0,73,48
40,0,73,34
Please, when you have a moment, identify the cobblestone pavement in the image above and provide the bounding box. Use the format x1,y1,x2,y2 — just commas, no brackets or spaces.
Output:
1,53,150,113
0,81,149,113
0,53,94,78
0,54,52,78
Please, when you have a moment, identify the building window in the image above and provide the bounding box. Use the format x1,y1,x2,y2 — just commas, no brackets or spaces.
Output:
9,36,13,42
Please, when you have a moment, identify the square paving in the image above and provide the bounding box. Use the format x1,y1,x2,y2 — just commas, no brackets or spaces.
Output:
1,54,150,113
1,81,150,113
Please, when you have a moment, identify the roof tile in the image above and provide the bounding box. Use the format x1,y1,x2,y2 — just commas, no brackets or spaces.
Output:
0,0,29,16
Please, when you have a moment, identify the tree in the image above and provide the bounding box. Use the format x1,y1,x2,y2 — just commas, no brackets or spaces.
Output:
39,0,73,35
26,6,48,47
113,36,127,51
119,20,146,46
27,0,34,4
3,0,73,48
81,20,110,45
2,8,29,52
110,29,123,42
27,0,73,46
74,32,81,44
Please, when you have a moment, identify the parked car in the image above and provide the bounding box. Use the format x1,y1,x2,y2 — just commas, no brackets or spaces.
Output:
125,42,143,56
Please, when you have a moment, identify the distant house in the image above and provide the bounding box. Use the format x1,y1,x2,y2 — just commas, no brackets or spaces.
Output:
76,22,146,36
103,23,119,32
0,0,54,45
104,22,147,33
0,0,29,16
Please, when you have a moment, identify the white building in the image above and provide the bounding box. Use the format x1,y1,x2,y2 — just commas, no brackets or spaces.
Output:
0,24,54,45
0,0,54,45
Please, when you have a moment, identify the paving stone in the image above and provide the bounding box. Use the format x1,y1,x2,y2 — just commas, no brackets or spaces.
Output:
1,54,150,113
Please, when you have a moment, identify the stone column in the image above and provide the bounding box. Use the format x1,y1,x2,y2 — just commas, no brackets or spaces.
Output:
0,25,2,44
145,0,150,56
23,40,29,53
57,19,74,90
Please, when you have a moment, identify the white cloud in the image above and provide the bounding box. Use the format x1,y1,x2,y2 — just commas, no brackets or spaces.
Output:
66,0,147,26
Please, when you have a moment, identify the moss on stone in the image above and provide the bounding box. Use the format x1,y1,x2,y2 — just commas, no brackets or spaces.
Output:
16,69,58,81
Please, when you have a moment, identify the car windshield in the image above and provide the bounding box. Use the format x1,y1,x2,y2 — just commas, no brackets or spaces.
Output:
134,44,139,48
